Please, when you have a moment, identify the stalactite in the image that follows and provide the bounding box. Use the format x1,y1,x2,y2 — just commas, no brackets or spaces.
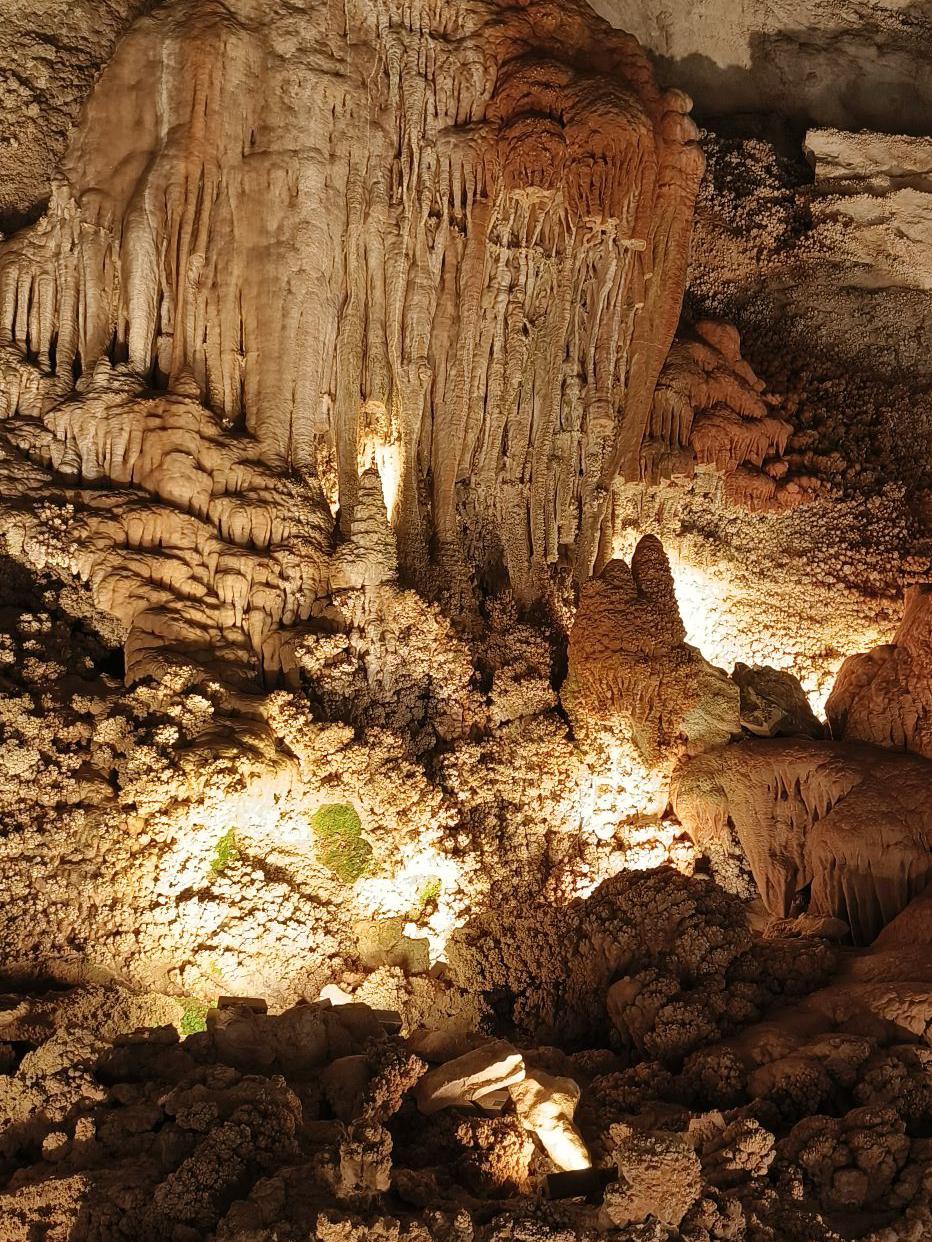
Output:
673,740,932,944
0,0,702,677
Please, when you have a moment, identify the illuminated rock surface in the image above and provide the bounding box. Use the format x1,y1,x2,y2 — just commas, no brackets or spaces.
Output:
0,1,930,1238
673,738,932,944
828,585,932,760
0,0,704,677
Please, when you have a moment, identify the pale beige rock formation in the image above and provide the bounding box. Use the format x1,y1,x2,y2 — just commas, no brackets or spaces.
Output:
414,1041,525,1116
0,0,705,683
0,5,929,1238
673,739,932,943
806,129,932,292
1,934,928,1242
510,1067,591,1172
14,378,334,684
590,0,932,135
828,586,932,759
637,115,932,721
276,583,479,748
601,1124,702,1229
0,0,152,231
610,472,907,719
329,469,398,593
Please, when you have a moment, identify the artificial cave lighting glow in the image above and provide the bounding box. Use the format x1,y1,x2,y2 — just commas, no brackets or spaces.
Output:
614,525,854,718
374,441,403,525
358,398,403,523
668,554,840,718
570,820,697,901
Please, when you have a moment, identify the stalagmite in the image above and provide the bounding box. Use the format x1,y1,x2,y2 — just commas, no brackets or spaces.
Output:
828,586,932,759
562,533,739,772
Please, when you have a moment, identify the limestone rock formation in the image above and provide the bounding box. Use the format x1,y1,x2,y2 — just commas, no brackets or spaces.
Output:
280,583,479,749
0,376,335,684
0,0,705,684
733,662,824,739
0,6,931,1239
510,1067,590,1173
414,1041,525,1115
590,0,932,135
329,469,398,593
641,319,803,511
828,585,932,759
673,739,932,943
413,1043,590,1172
601,1125,702,1229
0,0,152,231
445,865,835,1051
806,128,932,292
562,533,739,778
0,888,928,1242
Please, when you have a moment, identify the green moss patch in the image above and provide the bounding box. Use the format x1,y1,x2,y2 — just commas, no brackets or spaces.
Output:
210,829,239,875
311,803,372,884
415,877,441,917
178,998,209,1037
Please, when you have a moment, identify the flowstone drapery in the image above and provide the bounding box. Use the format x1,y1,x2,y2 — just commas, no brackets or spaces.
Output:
0,0,703,679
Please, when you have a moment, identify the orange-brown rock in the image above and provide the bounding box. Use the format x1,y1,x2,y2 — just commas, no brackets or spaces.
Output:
641,320,815,512
673,739,932,944
828,586,932,759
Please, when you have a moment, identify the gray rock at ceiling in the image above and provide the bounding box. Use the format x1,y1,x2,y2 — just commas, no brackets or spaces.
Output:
588,0,932,135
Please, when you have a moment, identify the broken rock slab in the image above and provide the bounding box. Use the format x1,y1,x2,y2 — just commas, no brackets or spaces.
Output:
206,1000,387,1074
414,1040,525,1115
732,663,823,739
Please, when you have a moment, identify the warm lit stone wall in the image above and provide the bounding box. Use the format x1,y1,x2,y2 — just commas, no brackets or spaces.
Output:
0,0,703,681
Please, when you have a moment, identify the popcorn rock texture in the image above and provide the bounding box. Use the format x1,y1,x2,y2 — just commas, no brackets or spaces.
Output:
444,866,835,1052
0,2,931,1239
0,894,928,1242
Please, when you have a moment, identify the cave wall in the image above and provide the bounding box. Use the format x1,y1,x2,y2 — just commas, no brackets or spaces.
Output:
0,0,157,233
